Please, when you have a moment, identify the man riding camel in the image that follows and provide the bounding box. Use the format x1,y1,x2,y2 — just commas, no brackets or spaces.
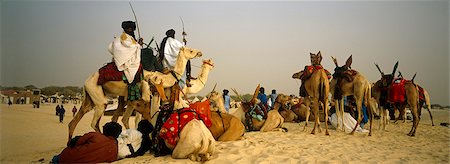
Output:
158,29,194,88
108,21,144,84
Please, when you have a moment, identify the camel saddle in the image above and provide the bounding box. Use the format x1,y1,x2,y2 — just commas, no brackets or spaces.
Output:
299,65,331,97
97,62,144,101
159,107,212,148
300,65,331,81
389,78,406,103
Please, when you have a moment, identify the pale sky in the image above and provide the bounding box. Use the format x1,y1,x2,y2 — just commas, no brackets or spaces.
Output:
1,1,449,105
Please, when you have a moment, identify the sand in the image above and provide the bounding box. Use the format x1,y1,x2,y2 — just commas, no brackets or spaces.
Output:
1,103,449,163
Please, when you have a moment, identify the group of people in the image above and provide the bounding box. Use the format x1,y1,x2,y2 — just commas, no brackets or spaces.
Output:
108,21,191,90
221,87,278,113
55,105,78,123
52,120,154,163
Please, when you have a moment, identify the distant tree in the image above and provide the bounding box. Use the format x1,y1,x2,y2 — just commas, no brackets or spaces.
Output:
41,86,61,96
24,85,38,90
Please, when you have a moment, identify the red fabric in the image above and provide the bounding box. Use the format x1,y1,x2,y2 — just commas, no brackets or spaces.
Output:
303,65,331,79
390,78,406,103
417,85,425,101
59,132,118,163
159,108,212,148
97,62,143,85
189,100,212,119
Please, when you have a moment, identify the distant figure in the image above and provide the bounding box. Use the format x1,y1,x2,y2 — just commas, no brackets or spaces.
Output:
257,87,268,109
55,105,60,116
72,106,78,117
223,89,231,113
269,89,278,108
58,105,66,123
51,122,123,163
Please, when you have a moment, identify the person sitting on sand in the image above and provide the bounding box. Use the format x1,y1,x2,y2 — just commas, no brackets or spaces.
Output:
117,120,154,159
51,122,122,163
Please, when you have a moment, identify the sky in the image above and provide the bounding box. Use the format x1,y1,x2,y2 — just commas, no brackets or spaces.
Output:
1,0,449,105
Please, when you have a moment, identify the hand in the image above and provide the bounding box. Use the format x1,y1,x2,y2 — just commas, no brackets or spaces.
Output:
138,38,144,45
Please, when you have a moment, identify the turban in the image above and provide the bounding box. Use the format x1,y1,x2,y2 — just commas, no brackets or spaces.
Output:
165,29,175,38
121,21,136,30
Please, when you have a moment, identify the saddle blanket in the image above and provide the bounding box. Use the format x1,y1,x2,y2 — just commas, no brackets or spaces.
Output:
159,108,212,148
301,65,331,80
390,78,406,103
97,62,143,85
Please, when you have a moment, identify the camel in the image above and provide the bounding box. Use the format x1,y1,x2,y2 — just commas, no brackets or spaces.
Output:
291,51,330,135
171,119,216,161
371,62,398,130
372,64,422,136
207,90,245,141
329,55,373,136
68,46,202,141
231,85,288,132
112,59,214,129
392,83,434,126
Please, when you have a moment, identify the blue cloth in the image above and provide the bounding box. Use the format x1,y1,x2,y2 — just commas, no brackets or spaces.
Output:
257,93,267,106
224,95,231,112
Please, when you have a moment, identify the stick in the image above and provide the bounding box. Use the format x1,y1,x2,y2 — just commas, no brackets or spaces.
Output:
129,1,141,39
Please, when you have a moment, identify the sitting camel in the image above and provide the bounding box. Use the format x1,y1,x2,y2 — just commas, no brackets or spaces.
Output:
231,85,288,132
329,55,374,136
291,51,330,135
207,90,245,141
68,46,202,141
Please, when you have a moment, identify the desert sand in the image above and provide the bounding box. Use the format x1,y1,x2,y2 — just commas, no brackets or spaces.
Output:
1,103,449,163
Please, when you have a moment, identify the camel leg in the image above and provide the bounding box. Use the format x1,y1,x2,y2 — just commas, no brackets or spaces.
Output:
339,99,345,132
323,98,330,135
408,105,420,136
350,97,363,135
68,98,93,142
121,102,135,129
310,98,320,135
91,104,106,132
303,105,310,132
111,96,126,122
426,107,434,126
367,102,374,136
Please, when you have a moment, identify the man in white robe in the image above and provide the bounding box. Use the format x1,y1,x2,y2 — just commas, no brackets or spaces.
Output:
159,29,188,87
108,21,143,84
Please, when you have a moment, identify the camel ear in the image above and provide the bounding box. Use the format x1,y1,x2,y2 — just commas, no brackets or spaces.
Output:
392,61,399,76
317,51,322,63
345,55,352,68
331,56,338,67
179,46,185,51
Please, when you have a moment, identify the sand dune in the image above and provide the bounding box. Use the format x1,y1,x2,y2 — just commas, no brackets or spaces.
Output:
1,103,449,163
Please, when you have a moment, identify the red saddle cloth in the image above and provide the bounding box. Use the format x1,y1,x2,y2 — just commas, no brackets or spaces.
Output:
302,65,331,80
97,62,143,85
159,107,212,148
390,78,406,103
417,85,425,101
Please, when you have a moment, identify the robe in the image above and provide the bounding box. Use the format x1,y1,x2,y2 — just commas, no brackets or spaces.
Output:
108,32,142,84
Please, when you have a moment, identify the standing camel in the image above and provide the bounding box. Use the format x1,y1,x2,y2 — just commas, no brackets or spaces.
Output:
329,55,373,136
371,62,398,130
372,64,422,136
292,51,330,135
68,46,202,141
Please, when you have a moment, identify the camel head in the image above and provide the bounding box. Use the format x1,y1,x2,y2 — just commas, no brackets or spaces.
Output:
273,94,291,110
292,71,302,79
375,61,398,87
179,46,203,60
310,51,322,66
202,59,215,68
331,55,352,79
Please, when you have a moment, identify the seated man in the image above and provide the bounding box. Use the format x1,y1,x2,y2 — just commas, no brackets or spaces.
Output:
51,122,123,163
117,120,154,159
